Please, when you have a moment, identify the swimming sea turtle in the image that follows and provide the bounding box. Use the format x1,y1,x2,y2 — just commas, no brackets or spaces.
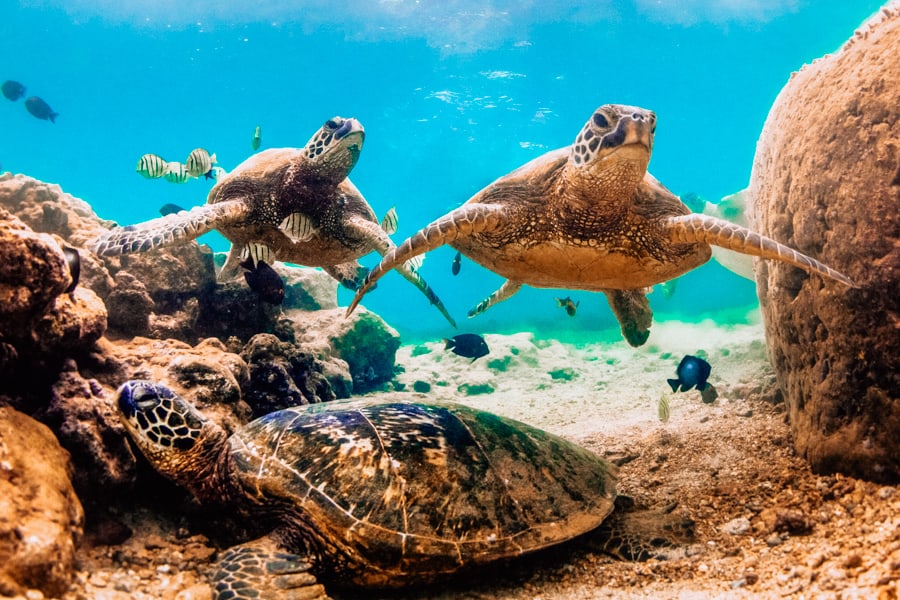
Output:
92,116,456,327
346,104,854,346
114,380,687,598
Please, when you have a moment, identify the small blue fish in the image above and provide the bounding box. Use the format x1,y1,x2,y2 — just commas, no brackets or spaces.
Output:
25,96,58,123
159,203,186,216
667,355,712,392
451,251,461,275
444,333,489,361
240,258,285,305
1,80,26,101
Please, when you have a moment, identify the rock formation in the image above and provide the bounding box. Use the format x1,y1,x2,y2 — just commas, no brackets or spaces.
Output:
749,4,900,482
0,407,84,598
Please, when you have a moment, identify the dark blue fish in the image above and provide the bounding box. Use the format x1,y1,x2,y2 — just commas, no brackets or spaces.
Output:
444,333,489,361
25,96,58,123
240,258,284,305
667,355,712,392
62,245,80,294
451,251,461,275
556,296,579,317
1,80,25,101
159,203,186,216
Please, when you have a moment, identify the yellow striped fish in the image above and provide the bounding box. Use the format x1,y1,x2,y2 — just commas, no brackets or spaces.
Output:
658,394,671,423
381,206,399,234
136,153,168,178
210,166,227,180
186,148,217,179
279,212,316,243
163,161,191,184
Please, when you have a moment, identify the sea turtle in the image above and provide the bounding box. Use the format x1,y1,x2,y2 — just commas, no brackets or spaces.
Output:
114,380,688,598
346,104,854,346
92,116,456,327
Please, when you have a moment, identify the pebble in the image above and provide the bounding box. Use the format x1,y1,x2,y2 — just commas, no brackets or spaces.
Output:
766,533,783,547
721,517,752,536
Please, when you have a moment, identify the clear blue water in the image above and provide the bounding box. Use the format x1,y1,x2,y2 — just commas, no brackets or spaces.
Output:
2,1,884,342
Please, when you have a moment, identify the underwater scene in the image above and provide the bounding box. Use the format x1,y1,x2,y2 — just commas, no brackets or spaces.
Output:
1,1,898,599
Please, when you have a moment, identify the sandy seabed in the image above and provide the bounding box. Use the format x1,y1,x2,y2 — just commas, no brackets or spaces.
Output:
64,313,899,600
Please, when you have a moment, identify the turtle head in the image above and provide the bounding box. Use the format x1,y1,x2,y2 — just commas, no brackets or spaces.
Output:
302,116,365,182
115,380,228,497
567,104,656,197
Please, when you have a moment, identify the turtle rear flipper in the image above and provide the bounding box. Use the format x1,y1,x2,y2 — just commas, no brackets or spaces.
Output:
344,216,459,328
213,538,328,600
603,289,653,348
346,203,508,318
588,497,696,562
92,200,250,257
665,213,856,287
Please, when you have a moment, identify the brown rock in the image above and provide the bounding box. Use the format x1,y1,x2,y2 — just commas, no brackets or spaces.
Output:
289,307,401,393
106,271,154,336
41,366,139,496
749,4,900,482
0,209,72,337
0,406,84,597
240,333,341,415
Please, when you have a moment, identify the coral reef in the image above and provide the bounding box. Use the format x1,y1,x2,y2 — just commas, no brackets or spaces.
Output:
749,5,900,482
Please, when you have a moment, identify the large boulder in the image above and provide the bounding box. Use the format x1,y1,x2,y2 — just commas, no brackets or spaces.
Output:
289,307,401,393
748,4,900,482
0,406,84,598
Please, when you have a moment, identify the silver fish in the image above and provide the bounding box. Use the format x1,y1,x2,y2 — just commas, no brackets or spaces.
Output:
381,206,399,235
658,394,671,423
136,153,168,178
163,161,191,184
240,242,273,266
186,148,216,178
280,212,316,243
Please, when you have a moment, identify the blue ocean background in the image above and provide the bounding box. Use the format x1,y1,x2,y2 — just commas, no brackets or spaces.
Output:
2,1,883,343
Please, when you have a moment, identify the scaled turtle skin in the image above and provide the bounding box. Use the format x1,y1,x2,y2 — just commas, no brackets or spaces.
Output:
346,104,855,346
115,380,621,598
92,117,456,327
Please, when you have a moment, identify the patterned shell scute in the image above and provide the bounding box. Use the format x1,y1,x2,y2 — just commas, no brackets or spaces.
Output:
227,399,617,573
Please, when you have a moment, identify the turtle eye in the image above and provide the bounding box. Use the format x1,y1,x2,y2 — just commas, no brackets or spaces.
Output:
592,112,609,128
133,387,160,410
325,117,343,130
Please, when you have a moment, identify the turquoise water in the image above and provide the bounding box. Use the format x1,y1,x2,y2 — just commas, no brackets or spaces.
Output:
2,1,883,341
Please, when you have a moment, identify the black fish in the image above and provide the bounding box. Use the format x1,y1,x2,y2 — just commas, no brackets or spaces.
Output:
240,258,285,305
667,355,712,392
451,251,461,275
1,80,25,101
62,245,80,294
159,203,186,216
444,333,489,361
25,96,58,123
556,296,579,317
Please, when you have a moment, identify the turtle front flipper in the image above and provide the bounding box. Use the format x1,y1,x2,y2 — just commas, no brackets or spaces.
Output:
467,280,523,318
213,538,328,600
665,213,856,287
92,200,250,257
346,203,508,318
344,216,459,328
603,289,653,347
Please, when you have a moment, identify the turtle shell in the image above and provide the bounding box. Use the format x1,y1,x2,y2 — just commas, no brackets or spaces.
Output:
226,398,618,587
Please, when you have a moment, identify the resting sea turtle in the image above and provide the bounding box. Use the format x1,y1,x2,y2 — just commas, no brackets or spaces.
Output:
114,380,688,598
93,116,455,327
346,104,854,346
